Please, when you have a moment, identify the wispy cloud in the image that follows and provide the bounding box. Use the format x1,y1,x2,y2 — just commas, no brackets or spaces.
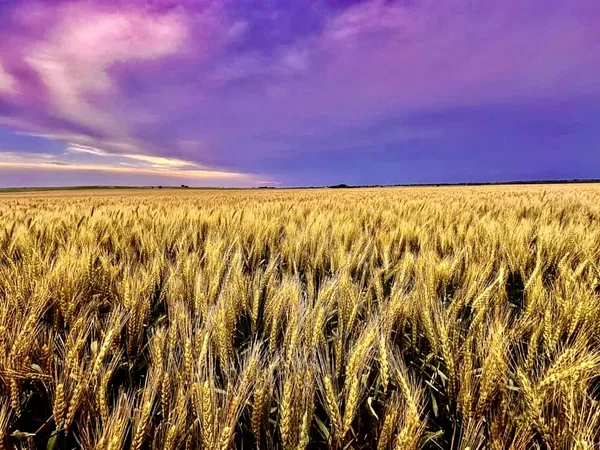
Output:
65,144,108,157
0,160,252,180
22,3,187,136
0,144,266,185
0,62,17,94
66,143,202,168
0,151,56,161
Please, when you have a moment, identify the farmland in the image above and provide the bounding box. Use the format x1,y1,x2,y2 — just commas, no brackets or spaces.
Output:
1,185,599,449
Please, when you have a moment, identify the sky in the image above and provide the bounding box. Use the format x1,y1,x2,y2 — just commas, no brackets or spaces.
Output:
0,0,599,187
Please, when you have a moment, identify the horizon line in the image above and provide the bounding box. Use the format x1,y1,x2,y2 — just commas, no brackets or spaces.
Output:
2,178,600,192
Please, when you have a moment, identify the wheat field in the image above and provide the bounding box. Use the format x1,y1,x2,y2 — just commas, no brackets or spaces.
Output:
1,185,599,450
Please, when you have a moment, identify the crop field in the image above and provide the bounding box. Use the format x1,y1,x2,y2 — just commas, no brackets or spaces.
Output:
1,185,600,450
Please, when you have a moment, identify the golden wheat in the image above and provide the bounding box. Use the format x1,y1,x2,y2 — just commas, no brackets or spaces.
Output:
0,185,599,449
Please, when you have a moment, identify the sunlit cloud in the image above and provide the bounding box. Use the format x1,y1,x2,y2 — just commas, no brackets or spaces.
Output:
66,143,204,169
0,146,268,186
65,144,108,157
0,160,255,181
0,151,56,161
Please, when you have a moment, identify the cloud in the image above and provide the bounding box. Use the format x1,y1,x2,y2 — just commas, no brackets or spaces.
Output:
0,162,267,188
66,143,205,169
0,151,56,161
0,147,264,184
0,160,251,180
0,141,268,186
65,143,109,157
123,154,195,168
15,130,96,143
22,3,187,134
0,62,17,94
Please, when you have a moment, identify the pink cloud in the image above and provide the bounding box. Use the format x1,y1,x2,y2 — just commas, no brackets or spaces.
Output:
21,3,188,134
0,62,17,94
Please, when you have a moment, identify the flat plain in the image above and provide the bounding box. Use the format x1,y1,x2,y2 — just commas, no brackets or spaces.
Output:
1,185,599,449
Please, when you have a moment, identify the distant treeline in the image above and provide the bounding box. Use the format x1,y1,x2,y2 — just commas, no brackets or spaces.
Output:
321,179,600,189
3,179,600,192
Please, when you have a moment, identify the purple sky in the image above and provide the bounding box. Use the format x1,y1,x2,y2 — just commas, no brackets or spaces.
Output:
0,0,599,187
